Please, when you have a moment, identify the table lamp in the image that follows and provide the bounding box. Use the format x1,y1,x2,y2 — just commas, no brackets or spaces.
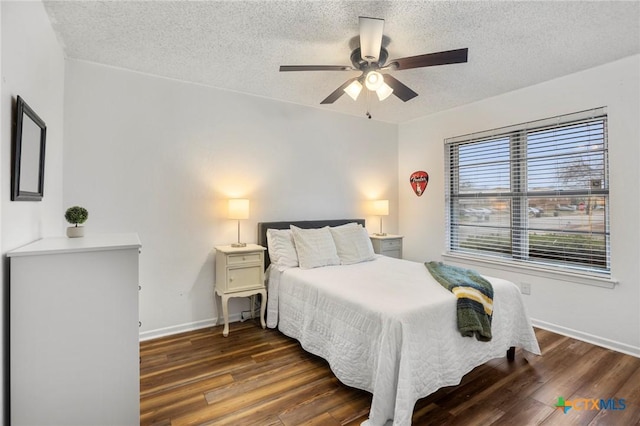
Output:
228,198,249,247
373,199,389,236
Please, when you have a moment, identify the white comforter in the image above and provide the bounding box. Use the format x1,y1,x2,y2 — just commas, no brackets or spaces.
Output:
266,256,540,426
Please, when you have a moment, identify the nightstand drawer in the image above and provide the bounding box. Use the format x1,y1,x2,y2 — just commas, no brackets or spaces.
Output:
370,235,403,259
382,248,402,259
227,253,262,265
381,239,402,250
227,265,264,292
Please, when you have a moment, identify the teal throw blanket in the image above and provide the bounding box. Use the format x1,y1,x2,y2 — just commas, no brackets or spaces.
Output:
425,261,494,341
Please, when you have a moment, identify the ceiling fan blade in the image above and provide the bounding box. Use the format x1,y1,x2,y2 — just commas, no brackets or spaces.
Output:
359,16,384,62
280,65,355,72
390,48,468,70
383,74,418,102
320,78,358,104
280,65,354,72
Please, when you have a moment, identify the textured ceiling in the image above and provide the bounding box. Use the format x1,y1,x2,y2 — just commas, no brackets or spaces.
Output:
43,1,640,123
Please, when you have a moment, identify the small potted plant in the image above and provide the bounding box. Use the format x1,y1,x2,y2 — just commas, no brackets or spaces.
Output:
65,206,88,238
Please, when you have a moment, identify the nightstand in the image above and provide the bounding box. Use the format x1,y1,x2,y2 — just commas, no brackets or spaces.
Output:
370,235,403,259
215,244,267,337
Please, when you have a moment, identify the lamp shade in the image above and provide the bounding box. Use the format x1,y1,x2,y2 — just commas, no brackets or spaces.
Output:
372,199,389,216
365,71,384,91
228,199,249,220
344,80,363,101
376,82,393,101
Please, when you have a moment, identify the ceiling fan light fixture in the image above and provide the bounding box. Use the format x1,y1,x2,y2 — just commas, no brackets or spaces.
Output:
344,80,363,100
365,71,384,91
359,17,384,62
279,17,469,106
376,82,394,101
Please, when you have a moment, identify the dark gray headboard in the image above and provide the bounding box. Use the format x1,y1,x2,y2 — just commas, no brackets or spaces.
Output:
257,219,365,269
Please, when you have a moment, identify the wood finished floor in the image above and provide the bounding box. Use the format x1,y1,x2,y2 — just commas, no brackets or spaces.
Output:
140,321,640,425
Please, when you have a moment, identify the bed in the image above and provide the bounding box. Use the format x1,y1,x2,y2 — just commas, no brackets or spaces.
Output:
257,219,540,426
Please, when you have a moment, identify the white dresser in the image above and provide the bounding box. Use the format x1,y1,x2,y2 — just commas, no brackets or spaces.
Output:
7,233,141,426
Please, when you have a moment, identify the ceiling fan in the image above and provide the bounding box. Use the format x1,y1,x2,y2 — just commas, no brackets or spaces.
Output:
280,17,468,107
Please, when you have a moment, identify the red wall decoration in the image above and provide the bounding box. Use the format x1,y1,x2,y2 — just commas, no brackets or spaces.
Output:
410,171,429,196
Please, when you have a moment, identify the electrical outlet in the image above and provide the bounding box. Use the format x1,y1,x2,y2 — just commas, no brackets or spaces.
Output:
520,282,531,295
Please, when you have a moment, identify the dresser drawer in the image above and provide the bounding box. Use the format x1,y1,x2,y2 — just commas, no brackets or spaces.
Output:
227,252,262,265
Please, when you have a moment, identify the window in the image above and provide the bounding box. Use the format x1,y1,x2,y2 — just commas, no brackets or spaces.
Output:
445,108,609,275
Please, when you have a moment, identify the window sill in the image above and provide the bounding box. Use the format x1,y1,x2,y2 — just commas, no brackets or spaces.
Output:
441,252,617,289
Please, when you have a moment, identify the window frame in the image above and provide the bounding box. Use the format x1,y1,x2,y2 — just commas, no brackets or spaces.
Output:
444,108,611,281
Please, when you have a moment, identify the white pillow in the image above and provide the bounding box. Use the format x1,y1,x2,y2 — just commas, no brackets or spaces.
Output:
290,225,340,269
266,229,299,268
330,223,376,265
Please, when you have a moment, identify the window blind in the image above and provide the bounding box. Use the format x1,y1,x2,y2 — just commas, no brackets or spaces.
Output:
445,108,610,274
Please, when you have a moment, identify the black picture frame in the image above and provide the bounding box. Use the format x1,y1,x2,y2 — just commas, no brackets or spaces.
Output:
12,96,46,201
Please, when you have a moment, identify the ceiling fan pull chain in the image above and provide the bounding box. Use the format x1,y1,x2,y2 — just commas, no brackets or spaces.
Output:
365,89,372,119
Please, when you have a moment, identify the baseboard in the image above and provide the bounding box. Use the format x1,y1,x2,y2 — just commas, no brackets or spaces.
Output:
532,318,640,358
139,313,242,341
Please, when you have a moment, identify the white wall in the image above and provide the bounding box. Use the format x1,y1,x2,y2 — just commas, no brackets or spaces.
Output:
1,0,66,422
63,60,398,338
0,4,3,422
399,55,640,356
